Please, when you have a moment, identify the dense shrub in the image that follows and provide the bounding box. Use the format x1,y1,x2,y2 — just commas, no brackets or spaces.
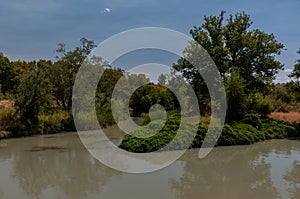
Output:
261,119,298,139
241,114,262,130
247,93,274,116
38,111,74,134
0,108,15,131
120,115,300,153
191,125,208,148
256,98,273,116
119,114,204,152
96,104,116,128
231,123,263,144
216,124,236,146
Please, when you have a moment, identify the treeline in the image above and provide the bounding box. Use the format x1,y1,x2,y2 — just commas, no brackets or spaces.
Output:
173,11,300,120
1,11,300,142
0,38,130,137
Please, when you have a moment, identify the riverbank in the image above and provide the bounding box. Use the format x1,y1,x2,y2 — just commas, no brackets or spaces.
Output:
1,104,300,151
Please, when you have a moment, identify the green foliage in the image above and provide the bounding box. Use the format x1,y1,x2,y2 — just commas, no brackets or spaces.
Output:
120,115,299,153
120,114,186,152
255,97,273,116
96,68,124,107
0,84,3,100
129,84,179,117
266,84,300,112
189,11,284,92
47,60,71,110
274,87,292,104
261,119,298,139
247,93,274,116
37,111,73,134
225,67,247,120
289,48,300,82
15,68,51,133
96,103,116,128
173,58,211,115
0,23,298,144
241,114,262,130
217,124,236,146
53,38,97,110
173,11,284,116
190,125,208,148
0,108,17,132
0,53,14,94
230,123,262,144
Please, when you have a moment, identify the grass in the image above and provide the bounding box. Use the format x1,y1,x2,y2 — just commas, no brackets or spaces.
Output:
269,112,300,123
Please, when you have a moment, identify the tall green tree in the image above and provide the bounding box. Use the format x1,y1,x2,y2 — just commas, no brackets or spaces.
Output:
187,11,284,92
15,68,50,132
52,38,97,110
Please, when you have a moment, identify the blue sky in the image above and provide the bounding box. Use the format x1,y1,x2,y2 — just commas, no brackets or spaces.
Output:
0,0,299,82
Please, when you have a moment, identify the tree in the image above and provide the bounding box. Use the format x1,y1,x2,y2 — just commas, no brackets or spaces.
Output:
173,56,211,115
0,53,14,94
289,48,300,83
187,11,284,92
96,67,124,109
52,38,97,110
157,74,167,85
129,83,179,117
225,68,247,120
15,68,50,132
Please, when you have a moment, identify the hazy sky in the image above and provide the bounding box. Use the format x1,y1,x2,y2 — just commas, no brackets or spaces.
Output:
0,0,299,82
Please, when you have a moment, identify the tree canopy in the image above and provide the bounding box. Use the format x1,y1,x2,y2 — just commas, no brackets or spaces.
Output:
186,11,284,92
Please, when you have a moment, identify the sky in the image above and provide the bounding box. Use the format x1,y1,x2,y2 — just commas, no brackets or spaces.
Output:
0,0,300,83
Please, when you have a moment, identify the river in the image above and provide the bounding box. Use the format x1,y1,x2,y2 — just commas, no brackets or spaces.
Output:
0,129,300,199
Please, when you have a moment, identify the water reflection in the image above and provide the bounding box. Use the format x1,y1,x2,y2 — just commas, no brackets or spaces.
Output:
0,134,300,199
284,157,300,198
169,140,300,199
0,134,120,199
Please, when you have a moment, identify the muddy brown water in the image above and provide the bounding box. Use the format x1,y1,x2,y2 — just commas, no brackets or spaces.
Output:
0,128,300,199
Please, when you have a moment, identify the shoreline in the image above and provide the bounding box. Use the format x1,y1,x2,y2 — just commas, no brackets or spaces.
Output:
1,115,299,151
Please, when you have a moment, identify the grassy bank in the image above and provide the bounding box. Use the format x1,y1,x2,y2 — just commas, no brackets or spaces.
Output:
0,107,75,139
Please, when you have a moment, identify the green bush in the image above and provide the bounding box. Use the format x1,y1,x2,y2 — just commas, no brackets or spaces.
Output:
120,115,186,152
232,123,263,144
191,125,208,148
255,98,274,116
96,104,116,128
119,114,300,152
261,119,297,139
38,111,73,134
0,108,15,130
217,124,236,146
241,114,262,130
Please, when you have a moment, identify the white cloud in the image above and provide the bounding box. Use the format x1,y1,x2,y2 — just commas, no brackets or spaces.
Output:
284,68,293,73
275,75,290,83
